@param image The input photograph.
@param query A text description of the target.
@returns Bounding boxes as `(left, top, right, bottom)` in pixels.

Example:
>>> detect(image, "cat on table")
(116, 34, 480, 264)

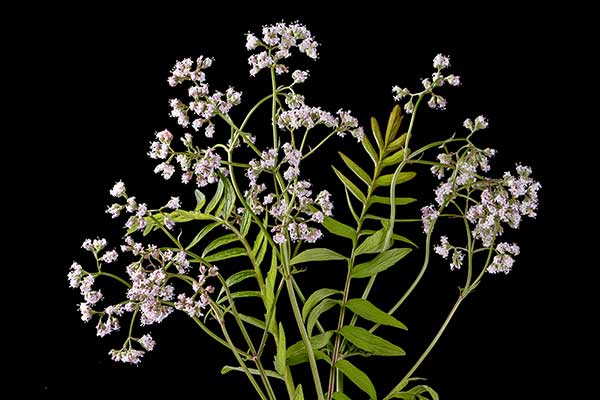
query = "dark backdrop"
(13, 5, 588, 399)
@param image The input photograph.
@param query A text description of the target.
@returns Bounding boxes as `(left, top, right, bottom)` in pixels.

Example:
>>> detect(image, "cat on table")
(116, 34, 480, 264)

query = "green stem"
(95, 272, 131, 288)
(282, 243, 325, 400)
(383, 295, 464, 400)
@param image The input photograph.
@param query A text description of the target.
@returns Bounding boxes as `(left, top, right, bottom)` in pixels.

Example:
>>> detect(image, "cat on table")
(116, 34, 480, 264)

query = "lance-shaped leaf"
(202, 233, 238, 257)
(302, 288, 342, 321)
(221, 366, 283, 380)
(387, 132, 408, 153)
(218, 269, 256, 298)
(385, 105, 404, 143)
(355, 222, 389, 255)
(390, 384, 439, 400)
(186, 222, 220, 250)
(340, 326, 405, 356)
(374, 172, 416, 187)
(290, 248, 347, 265)
(332, 166, 367, 204)
(352, 248, 412, 278)
(367, 195, 416, 207)
(361, 135, 378, 166)
(275, 323, 286, 375)
(293, 385, 304, 400)
(322, 216, 356, 240)
(381, 149, 407, 167)
(332, 393, 352, 400)
(307, 298, 339, 335)
(194, 189, 206, 211)
(339, 152, 371, 185)
(286, 331, 334, 366)
(205, 179, 224, 214)
(371, 116, 384, 151)
(346, 298, 407, 330)
(336, 359, 377, 399)
(204, 247, 246, 263)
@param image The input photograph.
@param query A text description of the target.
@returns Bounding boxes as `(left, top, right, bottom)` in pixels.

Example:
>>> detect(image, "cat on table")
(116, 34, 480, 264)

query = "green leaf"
(194, 189, 206, 211)
(381, 149, 407, 167)
(307, 298, 339, 336)
(346, 298, 407, 330)
(361, 135, 378, 166)
(224, 269, 255, 288)
(352, 248, 412, 278)
(221, 177, 236, 219)
(237, 313, 266, 330)
(290, 248, 347, 265)
(186, 222, 220, 250)
(293, 384, 304, 400)
(275, 323, 286, 375)
(264, 250, 279, 335)
(387, 132, 408, 153)
(393, 234, 417, 248)
(302, 288, 342, 321)
(332, 393, 352, 400)
(332, 166, 367, 204)
(204, 247, 246, 263)
(390, 384, 439, 400)
(385, 105, 403, 143)
(355, 222, 389, 255)
(252, 230, 268, 267)
(368, 196, 416, 207)
(336, 359, 377, 399)
(221, 366, 283, 380)
(340, 326, 405, 356)
(217, 290, 261, 302)
(339, 152, 371, 185)
(205, 179, 224, 214)
(374, 172, 416, 187)
(286, 332, 333, 365)
(371, 116, 384, 151)
(240, 209, 252, 237)
(202, 233, 238, 257)
(322, 216, 356, 241)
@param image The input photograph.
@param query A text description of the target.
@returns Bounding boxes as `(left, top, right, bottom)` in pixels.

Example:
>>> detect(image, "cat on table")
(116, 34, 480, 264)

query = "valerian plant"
(68, 22, 540, 400)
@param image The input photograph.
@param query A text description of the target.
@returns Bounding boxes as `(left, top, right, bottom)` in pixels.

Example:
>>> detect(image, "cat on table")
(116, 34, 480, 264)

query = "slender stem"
(302, 130, 338, 160)
(216, 310, 270, 400)
(282, 243, 325, 400)
(217, 276, 277, 400)
(383, 295, 464, 400)
(95, 271, 131, 288)
(271, 67, 278, 149)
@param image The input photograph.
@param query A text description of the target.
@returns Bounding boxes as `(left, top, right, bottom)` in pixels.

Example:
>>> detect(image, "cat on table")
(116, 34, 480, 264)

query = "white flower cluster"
(466, 164, 540, 247)
(246, 22, 319, 76)
(277, 102, 363, 142)
(427, 124, 540, 275)
(70, 230, 220, 364)
(244, 142, 333, 245)
(166, 55, 242, 137)
(392, 54, 461, 113)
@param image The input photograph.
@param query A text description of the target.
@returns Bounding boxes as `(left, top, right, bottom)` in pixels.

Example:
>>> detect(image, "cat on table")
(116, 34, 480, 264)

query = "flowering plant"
(68, 22, 540, 400)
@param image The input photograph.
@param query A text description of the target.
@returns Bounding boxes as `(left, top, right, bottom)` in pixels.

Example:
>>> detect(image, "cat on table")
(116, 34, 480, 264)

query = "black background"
(11, 4, 590, 399)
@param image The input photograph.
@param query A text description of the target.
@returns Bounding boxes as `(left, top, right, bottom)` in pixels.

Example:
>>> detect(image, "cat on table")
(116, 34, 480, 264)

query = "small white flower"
(433, 54, 450, 69)
(110, 181, 126, 198)
(166, 197, 181, 209)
